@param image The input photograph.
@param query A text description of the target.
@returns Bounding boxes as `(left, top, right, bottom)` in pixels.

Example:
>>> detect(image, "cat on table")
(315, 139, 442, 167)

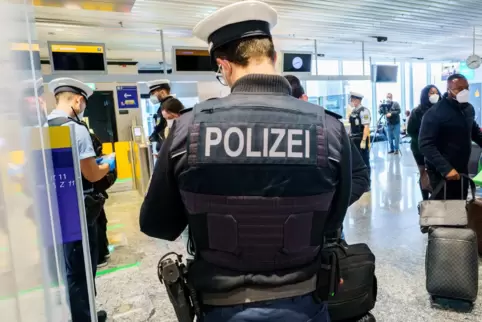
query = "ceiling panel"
(32, 0, 482, 63)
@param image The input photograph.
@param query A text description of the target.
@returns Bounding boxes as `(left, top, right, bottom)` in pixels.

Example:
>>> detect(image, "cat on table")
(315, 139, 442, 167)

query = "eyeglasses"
(216, 65, 227, 86)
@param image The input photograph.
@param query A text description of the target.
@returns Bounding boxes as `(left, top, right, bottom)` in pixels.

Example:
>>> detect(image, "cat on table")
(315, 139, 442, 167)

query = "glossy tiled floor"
(96, 142, 482, 322)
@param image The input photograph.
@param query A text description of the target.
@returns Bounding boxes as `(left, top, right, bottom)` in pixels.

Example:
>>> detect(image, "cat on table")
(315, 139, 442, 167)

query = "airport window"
(412, 63, 428, 108)
(430, 63, 446, 95)
(342, 60, 371, 76)
(404, 62, 412, 111)
(306, 80, 347, 118)
(312, 59, 339, 75)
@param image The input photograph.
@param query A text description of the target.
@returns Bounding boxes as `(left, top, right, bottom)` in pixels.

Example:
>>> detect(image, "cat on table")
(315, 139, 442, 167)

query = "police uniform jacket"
(140, 74, 353, 293)
(349, 106, 370, 137)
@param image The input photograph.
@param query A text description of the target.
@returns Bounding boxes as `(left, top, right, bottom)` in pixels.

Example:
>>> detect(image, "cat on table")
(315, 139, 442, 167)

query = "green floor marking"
(96, 261, 140, 277)
(115, 178, 132, 183)
(107, 223, 124, 231)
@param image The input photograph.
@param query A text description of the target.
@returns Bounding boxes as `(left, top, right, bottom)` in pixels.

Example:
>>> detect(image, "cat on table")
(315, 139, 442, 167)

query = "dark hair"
(162, 98, 184, 114)
(447, 73, 467, 82)
(284, 75, 305, 99)
(213, 36, 276, 67)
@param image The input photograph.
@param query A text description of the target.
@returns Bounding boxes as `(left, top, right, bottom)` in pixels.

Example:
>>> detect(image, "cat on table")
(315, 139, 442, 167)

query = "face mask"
(386, 99, 392, 103)
(455, 89, 470, 104)
(150, 95, 160, 105)
(166, 119, 174, 128)
(429, 94, 439, 104)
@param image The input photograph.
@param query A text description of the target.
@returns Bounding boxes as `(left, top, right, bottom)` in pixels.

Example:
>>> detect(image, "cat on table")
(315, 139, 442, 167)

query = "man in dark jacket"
(407, 85, 441, 200)
(419, 74, 482, 199)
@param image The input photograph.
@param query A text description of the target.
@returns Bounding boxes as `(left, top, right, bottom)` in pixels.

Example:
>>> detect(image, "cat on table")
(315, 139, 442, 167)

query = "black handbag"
(326, 242, 377, 321)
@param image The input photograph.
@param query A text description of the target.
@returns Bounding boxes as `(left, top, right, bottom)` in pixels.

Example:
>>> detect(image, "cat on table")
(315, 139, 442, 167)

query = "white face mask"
(150, 95, 160, 105)
(166, 119, 174, 128)
(455, 89, 470, 103)
(429, 94, 439, 104)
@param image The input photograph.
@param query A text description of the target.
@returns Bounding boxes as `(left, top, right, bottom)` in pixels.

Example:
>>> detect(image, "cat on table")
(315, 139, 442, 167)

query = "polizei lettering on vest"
(204, 126, 311, 158)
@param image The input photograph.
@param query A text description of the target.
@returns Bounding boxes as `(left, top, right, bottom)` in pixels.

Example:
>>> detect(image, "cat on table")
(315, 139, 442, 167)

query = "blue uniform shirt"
(47, 109, 95, 194)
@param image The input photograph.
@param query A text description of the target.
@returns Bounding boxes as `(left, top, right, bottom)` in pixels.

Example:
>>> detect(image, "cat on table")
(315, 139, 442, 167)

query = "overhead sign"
(116, 86, 139, 109)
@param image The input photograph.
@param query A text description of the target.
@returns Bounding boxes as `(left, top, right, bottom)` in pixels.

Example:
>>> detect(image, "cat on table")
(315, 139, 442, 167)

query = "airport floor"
(95, 141, 482, 322)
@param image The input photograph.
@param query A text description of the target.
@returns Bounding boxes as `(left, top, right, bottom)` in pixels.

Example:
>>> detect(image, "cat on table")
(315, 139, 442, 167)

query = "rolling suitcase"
(426, 227, 479, 302)
(327, 242, 377, 321)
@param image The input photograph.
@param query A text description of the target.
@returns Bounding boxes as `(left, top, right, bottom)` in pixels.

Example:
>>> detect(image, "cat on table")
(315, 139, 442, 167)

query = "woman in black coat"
(407, 84, 442, 200)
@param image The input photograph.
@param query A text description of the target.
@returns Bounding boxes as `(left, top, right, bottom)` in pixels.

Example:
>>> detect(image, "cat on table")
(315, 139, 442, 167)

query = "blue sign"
(116, 86, 139, 109)
(50, 147, 82, 243)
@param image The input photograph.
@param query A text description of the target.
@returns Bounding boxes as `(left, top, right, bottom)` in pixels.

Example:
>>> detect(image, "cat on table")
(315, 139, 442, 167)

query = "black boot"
(355, 312, 376, 322)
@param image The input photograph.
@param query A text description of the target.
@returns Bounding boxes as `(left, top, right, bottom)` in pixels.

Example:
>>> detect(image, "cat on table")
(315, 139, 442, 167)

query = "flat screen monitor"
(373, 65, 398, 83)
(282, 52, 312, 73)
(173, 48, 215, 73)
(49, 42, 107, 73)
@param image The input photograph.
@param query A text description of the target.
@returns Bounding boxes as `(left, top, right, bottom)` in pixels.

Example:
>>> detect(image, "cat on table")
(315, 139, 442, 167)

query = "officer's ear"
(216, 58, 231, 75)
(301, 94, 308, 102)
(273, 51, 278, 65)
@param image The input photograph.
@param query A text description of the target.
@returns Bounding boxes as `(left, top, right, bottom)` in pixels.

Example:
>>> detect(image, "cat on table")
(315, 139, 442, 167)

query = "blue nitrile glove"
(101, 157, 116, 172)
(96, 157, 103, 165)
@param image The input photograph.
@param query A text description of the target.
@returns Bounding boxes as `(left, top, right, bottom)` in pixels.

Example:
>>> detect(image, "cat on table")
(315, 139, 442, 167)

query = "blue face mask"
(150, 95, 160, 105)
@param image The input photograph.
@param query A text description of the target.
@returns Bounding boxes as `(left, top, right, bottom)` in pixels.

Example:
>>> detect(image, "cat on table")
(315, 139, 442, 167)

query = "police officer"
(349, 91, 371, 190)
(140, 1, 352, 321)
(147, 79, 173, 154)
(47, 78, 116, 322)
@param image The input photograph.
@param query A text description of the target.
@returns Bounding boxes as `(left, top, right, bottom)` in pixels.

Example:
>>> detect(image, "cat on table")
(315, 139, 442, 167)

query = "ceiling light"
(65, 3, 82, 10)
(55, 28, 64, 32)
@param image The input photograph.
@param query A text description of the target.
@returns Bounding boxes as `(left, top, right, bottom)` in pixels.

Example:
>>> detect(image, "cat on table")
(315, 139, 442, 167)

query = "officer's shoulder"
(325, 109, 342, 120)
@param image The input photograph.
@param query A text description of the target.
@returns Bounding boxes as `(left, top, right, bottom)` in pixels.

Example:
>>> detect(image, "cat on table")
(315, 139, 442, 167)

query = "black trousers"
(63, 223, 98, 322)
(96, 208, 109, 262)
(427, 171, 469, 200)
(351, 136, 371, 186)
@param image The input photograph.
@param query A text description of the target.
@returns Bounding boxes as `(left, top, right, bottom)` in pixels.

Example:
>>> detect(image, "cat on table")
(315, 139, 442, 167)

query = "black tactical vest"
(349, 107, 364, 136)
(177, 96, 338, 273)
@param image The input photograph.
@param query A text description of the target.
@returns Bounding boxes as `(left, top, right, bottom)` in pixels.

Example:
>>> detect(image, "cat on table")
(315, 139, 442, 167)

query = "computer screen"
(49, 42, 106, 72)
(283, 53, 312, 73)
(174, 48, 215, 72)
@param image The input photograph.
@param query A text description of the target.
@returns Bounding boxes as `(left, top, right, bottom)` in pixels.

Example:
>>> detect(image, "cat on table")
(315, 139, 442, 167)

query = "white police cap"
(147, 79, 170, 93)
(350, 91, 364, 100)
(48, 77, 93, 100)
(192, 0, 278, 55)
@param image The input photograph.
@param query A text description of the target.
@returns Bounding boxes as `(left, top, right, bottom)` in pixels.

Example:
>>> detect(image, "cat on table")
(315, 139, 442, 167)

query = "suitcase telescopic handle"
(430, 174, 476, 201)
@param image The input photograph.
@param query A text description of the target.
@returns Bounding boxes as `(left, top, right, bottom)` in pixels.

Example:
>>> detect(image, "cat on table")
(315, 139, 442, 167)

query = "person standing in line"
(419, 74, 482, 200)
(140, 1, 352, 321)
(380, 93, 401, 154)
(349, 92, 372, 191)
(407, 85, 441, 200)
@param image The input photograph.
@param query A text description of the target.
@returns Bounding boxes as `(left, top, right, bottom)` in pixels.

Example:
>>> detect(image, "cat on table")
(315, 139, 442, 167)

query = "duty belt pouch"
(84, 193, 105, 226)
(419, 175, 476, 230)
(326, 243, 377, 322)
